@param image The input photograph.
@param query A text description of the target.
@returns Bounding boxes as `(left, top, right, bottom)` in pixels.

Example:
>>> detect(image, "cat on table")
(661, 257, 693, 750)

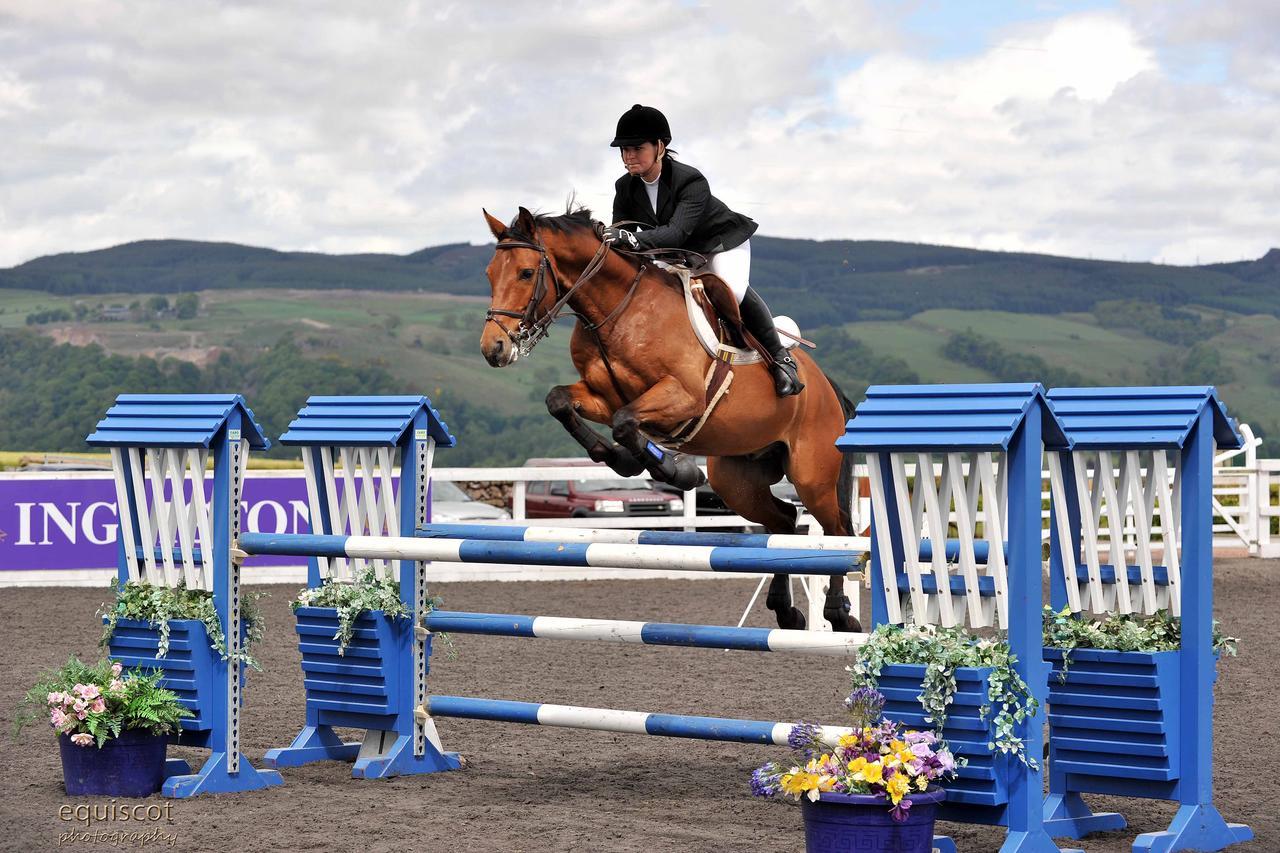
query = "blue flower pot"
(58, 729, 168, 798)
(800, 788, 945, 853)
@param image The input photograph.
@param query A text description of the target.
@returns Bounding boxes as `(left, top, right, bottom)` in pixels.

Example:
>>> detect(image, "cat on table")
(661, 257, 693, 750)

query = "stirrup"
(771, 355, 804, 397)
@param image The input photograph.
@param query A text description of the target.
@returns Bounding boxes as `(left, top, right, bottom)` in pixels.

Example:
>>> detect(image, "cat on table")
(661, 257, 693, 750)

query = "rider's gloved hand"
(602, 226, 641, 250)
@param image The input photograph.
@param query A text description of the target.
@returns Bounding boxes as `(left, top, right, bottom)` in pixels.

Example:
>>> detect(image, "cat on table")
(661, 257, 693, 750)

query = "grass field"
(4, 287, 1276, 434)
(839, 307, 1279, 432)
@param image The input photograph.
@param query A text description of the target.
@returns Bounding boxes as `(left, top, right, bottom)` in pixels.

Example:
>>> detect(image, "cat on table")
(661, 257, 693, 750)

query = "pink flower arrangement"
(18, 656, 192, 749)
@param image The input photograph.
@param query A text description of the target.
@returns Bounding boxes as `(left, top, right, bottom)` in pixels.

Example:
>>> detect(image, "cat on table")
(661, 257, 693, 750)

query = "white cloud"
(0, 1, 1275, 267)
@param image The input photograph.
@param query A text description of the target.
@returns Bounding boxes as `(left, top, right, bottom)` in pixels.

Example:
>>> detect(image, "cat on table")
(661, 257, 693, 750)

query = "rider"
(602, 104, 803, 397)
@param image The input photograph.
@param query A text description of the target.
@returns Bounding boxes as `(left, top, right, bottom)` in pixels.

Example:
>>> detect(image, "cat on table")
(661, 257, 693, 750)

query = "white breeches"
(698, 239, 751, 303)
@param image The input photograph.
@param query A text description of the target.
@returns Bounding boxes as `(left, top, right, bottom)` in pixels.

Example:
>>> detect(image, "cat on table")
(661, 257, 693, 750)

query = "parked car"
(430, 480, 512, 523)
(518, 458, 684, 518)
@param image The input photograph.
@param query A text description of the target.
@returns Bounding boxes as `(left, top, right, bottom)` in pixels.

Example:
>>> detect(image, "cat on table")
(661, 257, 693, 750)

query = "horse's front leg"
(545, 382, 646, 476)
(610, 375, 707, 491)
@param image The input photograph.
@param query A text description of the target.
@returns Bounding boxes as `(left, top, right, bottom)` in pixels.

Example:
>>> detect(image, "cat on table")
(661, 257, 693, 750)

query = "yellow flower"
(837, 734, 860, 749)
(847, 756, 867, 774)
(916, 775, 930, 791)
(780, 771, 820, 797)
(885, 773, 911, 803)
(897, 749, 916, 765)
(861, 761, 884, 784)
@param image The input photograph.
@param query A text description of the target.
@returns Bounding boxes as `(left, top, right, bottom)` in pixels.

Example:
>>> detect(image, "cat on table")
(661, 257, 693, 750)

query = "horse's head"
(480, 207, 564, 367)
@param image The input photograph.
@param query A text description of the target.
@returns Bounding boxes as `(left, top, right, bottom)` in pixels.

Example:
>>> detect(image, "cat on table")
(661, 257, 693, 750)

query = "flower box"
(1044, 647, 1186, 794)
(59, 728, 169, 798)
(292, 606, 413, 732)
(105, 618, 246, 748)
(801, 788, 945, 853)
(876, 663, 1011, 812)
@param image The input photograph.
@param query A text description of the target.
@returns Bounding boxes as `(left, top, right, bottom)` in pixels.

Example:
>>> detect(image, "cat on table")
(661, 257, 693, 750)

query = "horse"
(479, 206, 861, 633)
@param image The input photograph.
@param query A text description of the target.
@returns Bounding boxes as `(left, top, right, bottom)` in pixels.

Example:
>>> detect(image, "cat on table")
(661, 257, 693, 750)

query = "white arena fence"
(1, 431, 1276, 590)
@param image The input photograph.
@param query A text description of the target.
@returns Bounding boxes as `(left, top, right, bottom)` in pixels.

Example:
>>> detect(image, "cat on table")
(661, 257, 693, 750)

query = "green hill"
(2, 235, 1278, 460)
(4, 236, 1276, 329)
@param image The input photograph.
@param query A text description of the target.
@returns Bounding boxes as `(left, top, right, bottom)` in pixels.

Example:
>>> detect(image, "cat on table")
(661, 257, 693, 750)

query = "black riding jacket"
(611, 157, 757, 256)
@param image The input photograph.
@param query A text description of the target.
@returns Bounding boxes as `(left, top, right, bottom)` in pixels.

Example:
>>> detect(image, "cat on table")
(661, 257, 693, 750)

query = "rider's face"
(620, 142, 662, 180)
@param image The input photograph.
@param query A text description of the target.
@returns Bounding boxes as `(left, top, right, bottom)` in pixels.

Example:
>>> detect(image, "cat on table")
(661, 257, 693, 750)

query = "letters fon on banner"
(0, 473, 319, 572)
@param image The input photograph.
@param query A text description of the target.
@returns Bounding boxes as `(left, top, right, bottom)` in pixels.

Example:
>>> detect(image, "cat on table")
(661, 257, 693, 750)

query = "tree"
(175, 293, 198, 319)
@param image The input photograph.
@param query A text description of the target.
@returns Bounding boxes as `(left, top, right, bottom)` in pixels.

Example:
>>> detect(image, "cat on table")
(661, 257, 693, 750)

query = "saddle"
(654, 261, 804, 366)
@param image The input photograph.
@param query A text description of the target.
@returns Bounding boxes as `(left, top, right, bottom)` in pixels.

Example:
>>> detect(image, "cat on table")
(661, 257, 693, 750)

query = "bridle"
(484, 232, 644, 361)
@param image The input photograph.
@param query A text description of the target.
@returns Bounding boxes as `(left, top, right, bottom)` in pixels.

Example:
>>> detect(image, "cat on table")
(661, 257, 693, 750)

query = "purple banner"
(0, 473, 316, 572)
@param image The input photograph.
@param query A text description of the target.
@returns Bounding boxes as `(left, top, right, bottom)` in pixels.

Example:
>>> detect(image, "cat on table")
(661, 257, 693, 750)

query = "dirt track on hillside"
(1, 561, 1273, 852)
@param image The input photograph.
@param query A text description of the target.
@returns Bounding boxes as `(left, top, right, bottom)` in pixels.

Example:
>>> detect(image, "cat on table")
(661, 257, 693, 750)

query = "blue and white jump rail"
(1043, 387, 1252, 852)
(424, 697, 854, 745)
(423, 610, 868, 655)
(838, 383, 1077, 853)
(260, 395, 462, 779)
(88, 394, 283, 797)
(238, 531, 864, 576)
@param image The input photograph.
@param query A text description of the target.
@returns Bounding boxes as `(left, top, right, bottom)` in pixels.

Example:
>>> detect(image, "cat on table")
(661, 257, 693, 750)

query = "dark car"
(519, 459, 685, 518)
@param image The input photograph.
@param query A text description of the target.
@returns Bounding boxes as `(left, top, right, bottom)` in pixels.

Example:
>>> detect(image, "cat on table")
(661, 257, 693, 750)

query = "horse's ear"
(516, 206, 537, 236)
(483, 209, 506, 240)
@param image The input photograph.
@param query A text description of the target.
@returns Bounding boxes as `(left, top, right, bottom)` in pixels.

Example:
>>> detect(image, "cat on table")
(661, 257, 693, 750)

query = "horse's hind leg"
(546, 383, 645, 476)
(786, 437, 863, 633)
(706, 454, 807, 631)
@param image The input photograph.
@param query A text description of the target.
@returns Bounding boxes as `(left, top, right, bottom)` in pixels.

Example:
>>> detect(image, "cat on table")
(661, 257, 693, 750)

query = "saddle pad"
(655, 262, 800, 365)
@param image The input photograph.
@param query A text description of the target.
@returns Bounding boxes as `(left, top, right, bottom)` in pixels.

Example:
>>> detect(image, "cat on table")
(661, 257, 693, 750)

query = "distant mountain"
(3, 237, 1276, 328)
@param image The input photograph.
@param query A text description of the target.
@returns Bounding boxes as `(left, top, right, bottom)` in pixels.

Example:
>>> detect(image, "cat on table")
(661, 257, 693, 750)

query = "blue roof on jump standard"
(1046, 386, 1241, 450)
(278, 395, 456, 448)
(837, 383, 1067, 453)
(86, 394, 270, 450)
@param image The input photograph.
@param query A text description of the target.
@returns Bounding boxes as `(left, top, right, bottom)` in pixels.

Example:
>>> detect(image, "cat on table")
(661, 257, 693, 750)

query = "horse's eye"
(519, 268, 535, 280)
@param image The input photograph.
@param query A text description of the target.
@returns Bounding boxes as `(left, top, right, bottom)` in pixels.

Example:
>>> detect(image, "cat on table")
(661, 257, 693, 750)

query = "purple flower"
(788, 723, 822, 751)
(890, 797, 914, 823)
(845, 687, 887, 728)
(751, 766, 779, 798)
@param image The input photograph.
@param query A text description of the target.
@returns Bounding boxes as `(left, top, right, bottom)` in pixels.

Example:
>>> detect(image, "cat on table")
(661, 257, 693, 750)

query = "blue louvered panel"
(838, 383, 1064, 452)
(86, 394, 269, 449)
(1047, 387, 1241, 450)
(279, 395, 455, 448)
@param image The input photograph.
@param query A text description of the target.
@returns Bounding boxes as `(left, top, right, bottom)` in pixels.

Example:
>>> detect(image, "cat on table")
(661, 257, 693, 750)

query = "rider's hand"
(602, 226, 640, 250)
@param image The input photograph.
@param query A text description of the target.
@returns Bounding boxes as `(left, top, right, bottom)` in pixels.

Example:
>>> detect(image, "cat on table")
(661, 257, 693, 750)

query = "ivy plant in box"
(848, 624, 1039, 769)
(99, 580, 266, 670)
(1042, 605, 1238, 680)
(291, 565, 448, 656)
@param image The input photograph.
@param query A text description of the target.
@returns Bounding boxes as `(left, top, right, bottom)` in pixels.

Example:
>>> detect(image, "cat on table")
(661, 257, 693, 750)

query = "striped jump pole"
(237, 532, 864, 576)
(424, 610, 868, 655)
(418, 523, 997, 562)
(418, 522, 866, 551)
(424, 697, 853, 746)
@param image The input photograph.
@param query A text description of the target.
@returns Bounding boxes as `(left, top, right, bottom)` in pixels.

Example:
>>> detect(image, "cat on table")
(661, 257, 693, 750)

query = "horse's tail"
(823, 372, 859, 536)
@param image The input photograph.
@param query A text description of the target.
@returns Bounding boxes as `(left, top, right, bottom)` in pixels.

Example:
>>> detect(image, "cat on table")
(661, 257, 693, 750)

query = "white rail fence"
(435, 422, 1279, 558)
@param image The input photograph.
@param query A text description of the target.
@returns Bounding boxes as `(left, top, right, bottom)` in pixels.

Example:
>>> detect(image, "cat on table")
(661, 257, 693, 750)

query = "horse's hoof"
(772, 606, 806, 631)
(668, 455, 706, 491)
(766, 598, 807, 629)
(824, 597, 861, 633)
(826, 613, 862, 633)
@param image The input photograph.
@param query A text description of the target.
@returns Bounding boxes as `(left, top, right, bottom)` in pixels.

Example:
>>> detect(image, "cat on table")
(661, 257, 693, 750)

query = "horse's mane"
(503, 203, 682, 294)
(503, 204, 596, 242)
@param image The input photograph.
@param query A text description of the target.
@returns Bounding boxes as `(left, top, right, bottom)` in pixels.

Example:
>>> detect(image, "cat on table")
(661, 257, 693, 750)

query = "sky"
(1, 0, 1277, 268)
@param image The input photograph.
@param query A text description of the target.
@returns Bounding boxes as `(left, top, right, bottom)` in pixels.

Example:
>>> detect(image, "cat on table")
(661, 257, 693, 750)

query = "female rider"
(602, 104, 803, 396)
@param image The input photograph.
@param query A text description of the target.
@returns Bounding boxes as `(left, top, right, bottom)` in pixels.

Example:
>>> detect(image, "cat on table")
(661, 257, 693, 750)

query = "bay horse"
(479, 206, 860, 632)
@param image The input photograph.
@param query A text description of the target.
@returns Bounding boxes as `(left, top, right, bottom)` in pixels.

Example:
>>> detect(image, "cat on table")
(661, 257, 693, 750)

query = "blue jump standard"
(236, 532, 862, 575)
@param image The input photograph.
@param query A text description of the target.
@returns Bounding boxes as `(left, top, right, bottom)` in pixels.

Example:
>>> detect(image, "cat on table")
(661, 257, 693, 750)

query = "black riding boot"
(739, 287, 804, 396)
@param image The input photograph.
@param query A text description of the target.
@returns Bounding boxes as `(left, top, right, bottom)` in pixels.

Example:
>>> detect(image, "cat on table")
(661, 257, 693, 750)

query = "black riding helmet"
(610, 104, 671, 147)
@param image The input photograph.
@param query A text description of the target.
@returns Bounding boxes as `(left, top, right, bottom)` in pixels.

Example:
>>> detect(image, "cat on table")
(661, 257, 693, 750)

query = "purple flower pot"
(58, 729, 168, 798)
(800, 788, 945, 853)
